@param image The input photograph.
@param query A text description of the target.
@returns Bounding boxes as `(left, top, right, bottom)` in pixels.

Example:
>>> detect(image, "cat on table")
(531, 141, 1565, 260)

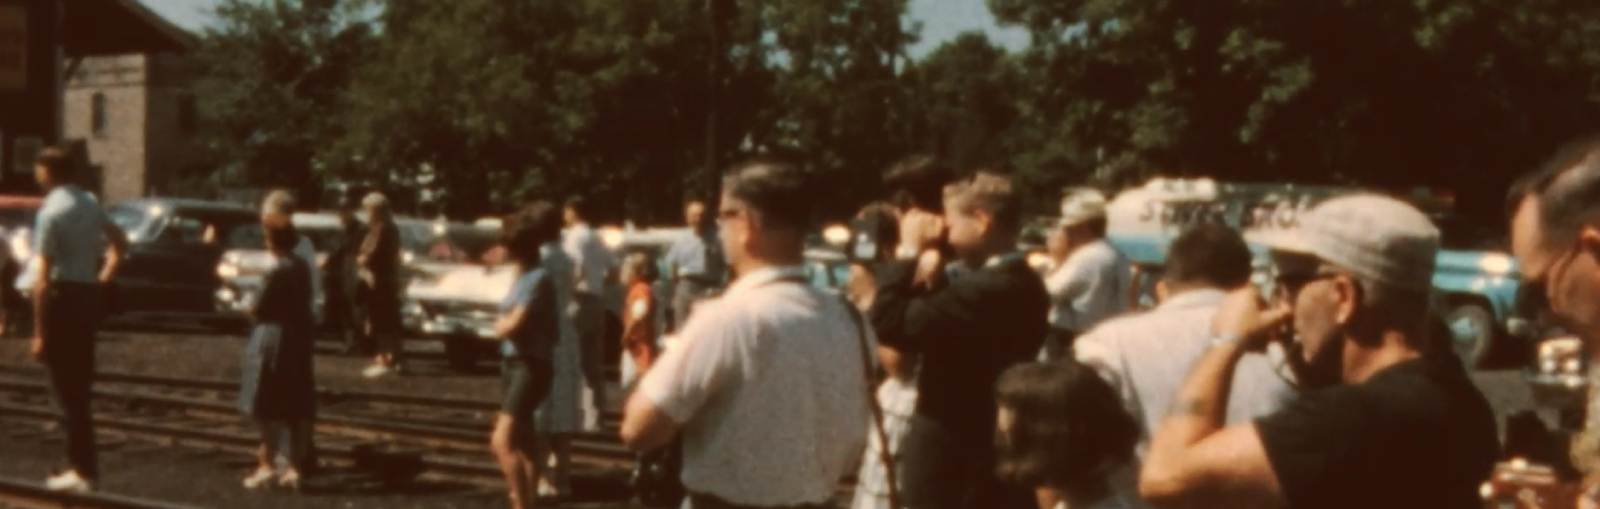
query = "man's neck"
(731, 255, 802, 279)
(1343, 331, 1423, 384)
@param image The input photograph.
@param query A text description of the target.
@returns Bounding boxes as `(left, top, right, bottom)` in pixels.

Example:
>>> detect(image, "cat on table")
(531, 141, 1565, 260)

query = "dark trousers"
(42, 282, 102, 480)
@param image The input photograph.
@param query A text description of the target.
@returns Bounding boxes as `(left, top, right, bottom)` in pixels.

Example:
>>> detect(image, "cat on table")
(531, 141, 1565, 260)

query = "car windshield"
(107, 205, 153, 240)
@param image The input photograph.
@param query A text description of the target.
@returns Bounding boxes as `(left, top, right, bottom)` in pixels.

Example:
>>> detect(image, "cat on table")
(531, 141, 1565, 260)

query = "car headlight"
(823, 224, 851, 247)
(1479, 254, 1514, 276)
(217, 262, 239, 279)
(599, 227, 625, 250)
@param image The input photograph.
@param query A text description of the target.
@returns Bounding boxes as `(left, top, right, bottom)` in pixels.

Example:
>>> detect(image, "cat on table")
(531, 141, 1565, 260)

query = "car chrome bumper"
(405, 300, 496, 339)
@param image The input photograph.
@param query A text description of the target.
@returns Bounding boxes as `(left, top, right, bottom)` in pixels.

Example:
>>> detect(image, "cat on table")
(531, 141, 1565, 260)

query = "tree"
(194, 0, 373, 199)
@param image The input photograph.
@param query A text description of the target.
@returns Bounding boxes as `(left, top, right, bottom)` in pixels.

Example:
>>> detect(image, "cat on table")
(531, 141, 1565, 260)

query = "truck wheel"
(444, 334, 480, 372)
(1445, 303, 1496, 369)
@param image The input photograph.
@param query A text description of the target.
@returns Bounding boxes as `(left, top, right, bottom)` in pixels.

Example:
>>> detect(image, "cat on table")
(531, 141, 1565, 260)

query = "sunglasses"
(1272, 272, 1339, 302)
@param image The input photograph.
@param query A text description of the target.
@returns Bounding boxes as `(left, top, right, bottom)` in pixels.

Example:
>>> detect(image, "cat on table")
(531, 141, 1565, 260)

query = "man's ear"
(1333, 276, 1360, 324)
(1581, 226, 1600, 260)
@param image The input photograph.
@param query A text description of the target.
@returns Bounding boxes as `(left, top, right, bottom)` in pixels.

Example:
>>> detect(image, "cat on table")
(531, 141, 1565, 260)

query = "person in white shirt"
(1043, 188, 1130, 361)
(1073, 224, 1294, 507)
(562, 197, 615, 429)
(622, 160, 870, 509)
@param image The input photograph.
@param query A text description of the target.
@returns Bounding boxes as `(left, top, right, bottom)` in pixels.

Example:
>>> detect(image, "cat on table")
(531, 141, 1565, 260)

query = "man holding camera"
(871, 172, 1049, 509)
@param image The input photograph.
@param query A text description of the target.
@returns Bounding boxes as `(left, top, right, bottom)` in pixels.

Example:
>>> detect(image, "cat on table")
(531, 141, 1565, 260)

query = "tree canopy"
(192, 0, 1600, 223)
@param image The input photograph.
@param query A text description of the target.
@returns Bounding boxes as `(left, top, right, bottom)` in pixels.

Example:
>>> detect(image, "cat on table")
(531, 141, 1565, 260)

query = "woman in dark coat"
(239, 220, 316, 491)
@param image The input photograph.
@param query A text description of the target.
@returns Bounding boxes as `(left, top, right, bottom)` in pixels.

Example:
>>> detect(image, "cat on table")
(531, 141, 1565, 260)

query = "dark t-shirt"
(1255, 354, 1499, 509)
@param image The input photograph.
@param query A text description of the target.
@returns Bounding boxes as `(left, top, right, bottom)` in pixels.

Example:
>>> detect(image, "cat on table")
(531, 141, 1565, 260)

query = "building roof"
(64, 0, 196, 57)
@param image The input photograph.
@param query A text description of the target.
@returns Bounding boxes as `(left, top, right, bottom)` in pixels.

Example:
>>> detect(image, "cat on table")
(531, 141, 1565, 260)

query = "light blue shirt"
(35, 185, 110, 284)
(666, 227, 726, 280)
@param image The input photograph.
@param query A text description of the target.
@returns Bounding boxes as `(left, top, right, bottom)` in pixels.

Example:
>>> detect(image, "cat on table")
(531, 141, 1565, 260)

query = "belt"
(687, 492, 831, 509)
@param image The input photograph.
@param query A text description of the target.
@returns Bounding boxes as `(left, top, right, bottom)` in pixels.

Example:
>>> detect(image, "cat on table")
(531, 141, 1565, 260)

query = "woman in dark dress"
(490, 201, 562, 509)
(239, 220, 316, 491)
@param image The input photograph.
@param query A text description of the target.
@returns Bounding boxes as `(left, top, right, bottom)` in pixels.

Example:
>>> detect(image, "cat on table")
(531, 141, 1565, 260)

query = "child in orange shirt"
(620, 252, 660, 386)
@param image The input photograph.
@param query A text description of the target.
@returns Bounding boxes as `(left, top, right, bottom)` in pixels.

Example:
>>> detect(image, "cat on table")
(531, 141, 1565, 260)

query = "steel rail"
(0, 476, 210, 509)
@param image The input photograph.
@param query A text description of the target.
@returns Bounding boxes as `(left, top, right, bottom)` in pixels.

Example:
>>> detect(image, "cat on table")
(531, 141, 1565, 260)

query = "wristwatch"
(1209, 333, 1243, 350)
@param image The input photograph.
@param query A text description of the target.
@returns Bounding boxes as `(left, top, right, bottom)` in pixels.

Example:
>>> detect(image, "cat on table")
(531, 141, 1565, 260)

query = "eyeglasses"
(717, 207, 745, 223)
(1272, 272, 1339, 303)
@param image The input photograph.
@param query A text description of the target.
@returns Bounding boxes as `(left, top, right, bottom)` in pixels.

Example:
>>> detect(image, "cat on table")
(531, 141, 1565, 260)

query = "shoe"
(362, 364, 391, 378)
(242, 467, 277, 490)
(278, 469, 301, 491)
(45, 471, 91, 493)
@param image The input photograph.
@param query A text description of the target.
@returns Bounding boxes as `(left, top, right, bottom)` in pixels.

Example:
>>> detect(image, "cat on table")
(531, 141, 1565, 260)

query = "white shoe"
(362, 364, 391, 378)
(242, 467, 277, 490)
(278, 469, 301, 491)
(45, 471, 91, 493)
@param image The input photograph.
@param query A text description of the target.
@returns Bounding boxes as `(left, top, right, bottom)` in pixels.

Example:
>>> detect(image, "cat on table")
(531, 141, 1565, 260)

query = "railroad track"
(0, 364, 633, 489)
(0, 476, 205, 509)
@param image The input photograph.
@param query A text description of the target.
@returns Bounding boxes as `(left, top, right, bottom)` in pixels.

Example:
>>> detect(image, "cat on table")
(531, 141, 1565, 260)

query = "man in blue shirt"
(29, 147, 129, 493)
(665, 199, 726, 331)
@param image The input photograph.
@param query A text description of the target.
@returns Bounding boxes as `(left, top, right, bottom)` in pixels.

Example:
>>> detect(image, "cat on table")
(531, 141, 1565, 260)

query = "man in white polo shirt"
(1042, 188, 1130, 361)
(622, 160, 870, 509)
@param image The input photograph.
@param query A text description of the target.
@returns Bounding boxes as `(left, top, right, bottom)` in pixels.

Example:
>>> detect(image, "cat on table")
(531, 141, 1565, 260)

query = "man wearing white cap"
(1041, 187, 1130, 361)
(1140, 194, 1498, 509)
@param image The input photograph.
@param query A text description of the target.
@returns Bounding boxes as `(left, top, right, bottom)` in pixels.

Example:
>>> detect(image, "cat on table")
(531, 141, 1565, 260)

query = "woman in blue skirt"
(239, 220, 316, 490)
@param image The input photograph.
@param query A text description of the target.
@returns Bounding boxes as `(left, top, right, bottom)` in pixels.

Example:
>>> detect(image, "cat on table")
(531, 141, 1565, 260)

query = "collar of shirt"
(725, 265, 809, 296)
(1158, 288, 1228, 312)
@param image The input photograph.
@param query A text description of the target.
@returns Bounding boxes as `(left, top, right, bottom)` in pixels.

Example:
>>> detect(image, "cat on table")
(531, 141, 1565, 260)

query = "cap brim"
(1249, 229, 1315, 256)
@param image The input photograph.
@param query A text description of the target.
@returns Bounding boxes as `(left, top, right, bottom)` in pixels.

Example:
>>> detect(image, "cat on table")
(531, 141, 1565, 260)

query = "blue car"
(1106, 222, 1522, 369)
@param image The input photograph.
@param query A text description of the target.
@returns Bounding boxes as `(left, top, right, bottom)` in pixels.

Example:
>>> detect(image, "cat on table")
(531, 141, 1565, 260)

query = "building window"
(91, 93, 108, 137)
(178, 94, 198, 134)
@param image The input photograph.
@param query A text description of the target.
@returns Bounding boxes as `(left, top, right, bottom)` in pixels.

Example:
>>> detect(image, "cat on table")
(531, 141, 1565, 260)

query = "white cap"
(1263, 194, 1439, 292)
(1059, 188, 1108, 228)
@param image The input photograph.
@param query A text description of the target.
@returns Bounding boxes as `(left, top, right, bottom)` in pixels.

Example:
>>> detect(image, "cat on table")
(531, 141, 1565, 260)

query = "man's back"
(563, 225, 613, 295)
(1047, 239, 1131, 332)
(637, 268, 868, 506)
(1074, 289, 1294, 458)
(1254, 354, 1498, 509)
(36, 185, 107, 284)
(872, 257, 1049, 442)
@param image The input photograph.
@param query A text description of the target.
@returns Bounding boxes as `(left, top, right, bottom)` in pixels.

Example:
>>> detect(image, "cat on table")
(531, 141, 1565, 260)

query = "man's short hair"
(944, 171, 1023, 233)
(503, 201, 562, 264)
(35, 146, 72, 179)
(1164, 223, 1254, 289)
(885, 155, 955, 213)
(565, 196, 596, 221)
(722, 159, 810, 233)
(261, 189, 297, 217)
(1518, 134, 1600, 249)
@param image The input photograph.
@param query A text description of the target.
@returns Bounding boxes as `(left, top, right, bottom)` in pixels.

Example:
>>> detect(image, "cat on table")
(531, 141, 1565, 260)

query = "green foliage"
(193, 0, 1600, 223)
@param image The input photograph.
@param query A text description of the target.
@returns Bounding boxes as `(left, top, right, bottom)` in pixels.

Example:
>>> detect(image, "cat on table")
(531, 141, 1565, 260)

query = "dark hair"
(722, 159, 811, 233)
(1080, 216, 1108, 238)
(504, 201, 562, 268)
(264, 221, 300, 254)
(885, 155, 955, 213)
(995, 361, 1139, 491)
(564, 196, 595, 222)
(35, 146, 73, 179)
(1164, 223, 1254, 289)
(1518, 134, 1600, 249)
(849, 202, 900, 262)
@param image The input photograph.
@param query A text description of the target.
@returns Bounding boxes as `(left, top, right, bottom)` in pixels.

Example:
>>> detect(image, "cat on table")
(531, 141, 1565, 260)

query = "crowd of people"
(27, 133, 1600, 509)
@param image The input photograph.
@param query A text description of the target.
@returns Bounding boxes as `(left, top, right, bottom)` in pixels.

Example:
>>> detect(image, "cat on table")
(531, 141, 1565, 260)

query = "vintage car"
(77, 199, 264, 328)
(214, 214, 464, 340)
(404, 225, 679, 370)
(1101, 178, 1524, 369)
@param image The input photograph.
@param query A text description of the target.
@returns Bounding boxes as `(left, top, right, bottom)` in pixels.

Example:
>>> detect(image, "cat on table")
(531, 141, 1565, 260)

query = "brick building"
(63, 52, 205, 204)
(0, 0, 192, 197)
